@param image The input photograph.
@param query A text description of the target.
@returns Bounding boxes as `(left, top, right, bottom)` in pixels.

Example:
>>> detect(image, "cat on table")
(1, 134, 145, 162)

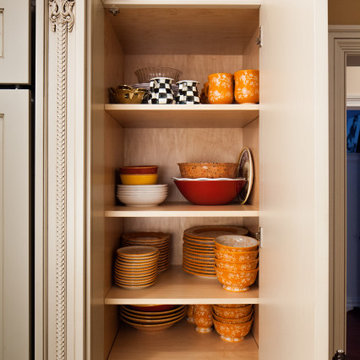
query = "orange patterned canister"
(194, 305, 213, 333)
(234, 70, 259, 104)
(207, 73, 234, 104)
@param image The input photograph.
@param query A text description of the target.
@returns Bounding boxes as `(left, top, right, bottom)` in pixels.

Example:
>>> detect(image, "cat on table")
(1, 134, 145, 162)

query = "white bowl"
(117, 192, 168, 207)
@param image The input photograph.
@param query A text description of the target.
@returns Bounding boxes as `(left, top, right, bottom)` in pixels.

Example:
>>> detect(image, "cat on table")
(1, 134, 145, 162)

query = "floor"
(347, 308, 360, 359)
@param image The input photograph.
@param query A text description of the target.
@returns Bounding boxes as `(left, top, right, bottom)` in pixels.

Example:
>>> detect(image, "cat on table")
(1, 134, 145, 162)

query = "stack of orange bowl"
(212, 304, 254, 343)
(113, 246, 159, 289)
(214, 235, 259, 292)
(119, 305, 186, 331)
(119, 165, 158, 185)
(122, 232, 171, 273)
(182, 225, 248, 278)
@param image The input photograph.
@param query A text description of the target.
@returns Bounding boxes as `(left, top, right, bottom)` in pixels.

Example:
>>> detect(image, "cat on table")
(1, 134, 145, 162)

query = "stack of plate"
(182, 225, 248, 278)
(117, 184, 168, 207)
(120, 305, 186, 331)
(114, 246, 159, 289)
(122, 232, 171, 273)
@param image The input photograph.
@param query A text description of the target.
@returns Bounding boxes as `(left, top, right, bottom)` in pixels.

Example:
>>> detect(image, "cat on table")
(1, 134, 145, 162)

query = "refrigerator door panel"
(0, 0, 30, 84)
(0, 90, 29, 360)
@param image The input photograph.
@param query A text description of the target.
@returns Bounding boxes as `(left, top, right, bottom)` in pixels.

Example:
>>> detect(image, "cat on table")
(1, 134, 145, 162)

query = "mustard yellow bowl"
(120, 174, 158, 185)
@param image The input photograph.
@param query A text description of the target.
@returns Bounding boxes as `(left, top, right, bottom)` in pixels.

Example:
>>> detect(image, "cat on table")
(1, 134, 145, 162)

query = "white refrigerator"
(0, 1, 31, 359)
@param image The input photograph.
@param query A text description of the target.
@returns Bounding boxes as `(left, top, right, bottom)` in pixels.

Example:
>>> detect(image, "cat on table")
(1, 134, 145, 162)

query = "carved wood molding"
(49, 1, 75, 359)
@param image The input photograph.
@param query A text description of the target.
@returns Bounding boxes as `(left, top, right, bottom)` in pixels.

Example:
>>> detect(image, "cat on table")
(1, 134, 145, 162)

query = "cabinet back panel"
(124, 54, 244, 91)
(123, 128, 244, 202)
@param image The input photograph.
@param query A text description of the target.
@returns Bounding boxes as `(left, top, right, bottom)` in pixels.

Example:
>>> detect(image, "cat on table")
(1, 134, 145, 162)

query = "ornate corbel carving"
(49, 1, 75, 359)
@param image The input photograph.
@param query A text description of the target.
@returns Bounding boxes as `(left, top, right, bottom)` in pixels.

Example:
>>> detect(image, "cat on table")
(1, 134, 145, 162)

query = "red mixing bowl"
(173, 178, 246, 205)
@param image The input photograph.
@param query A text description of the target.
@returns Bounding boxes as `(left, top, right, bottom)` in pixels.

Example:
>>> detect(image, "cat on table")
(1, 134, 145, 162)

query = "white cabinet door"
(259, 1, 329, 359)
(0, 90, 29, 360)
(0, 0, 30, 84)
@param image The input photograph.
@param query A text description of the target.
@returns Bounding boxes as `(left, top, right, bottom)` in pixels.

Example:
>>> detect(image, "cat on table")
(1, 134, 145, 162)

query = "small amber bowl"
(213, 304, 253, 319)
(215, 249, 258, 262)
(213, 318, 253, 343)
(207, 73, 234, 104)
(213, 310, 253, 324)
(215, 235, 259, 252)
(214, 258, 258, 272)
(215, 267, 258, 292)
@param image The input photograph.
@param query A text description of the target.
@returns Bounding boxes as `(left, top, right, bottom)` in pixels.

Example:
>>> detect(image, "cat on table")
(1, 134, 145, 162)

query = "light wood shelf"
(105, 266, 259, 305)
(105, 104, 259, 128)
(109, 320, 258, 360)
(105, 202, 259, 218)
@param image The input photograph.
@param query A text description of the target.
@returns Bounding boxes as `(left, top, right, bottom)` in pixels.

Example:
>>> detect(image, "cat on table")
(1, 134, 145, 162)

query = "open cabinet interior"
(91, 4, 261, 359)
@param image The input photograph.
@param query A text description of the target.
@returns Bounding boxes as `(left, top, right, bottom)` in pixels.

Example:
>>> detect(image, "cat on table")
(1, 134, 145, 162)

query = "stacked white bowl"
(117, 184, 168, 207)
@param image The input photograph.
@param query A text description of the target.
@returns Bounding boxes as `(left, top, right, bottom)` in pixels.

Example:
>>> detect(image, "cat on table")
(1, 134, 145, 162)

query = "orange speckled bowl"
(215, 249, 258, 262)
(178, 163, 237, 179)
(215, 258, 258, 272)
(215, 267, 258, 292)
(215, 235, 259, 252)
(213, 318, 253, 343)
(213, 304, 253, 319)
(213, 310, 254, 324)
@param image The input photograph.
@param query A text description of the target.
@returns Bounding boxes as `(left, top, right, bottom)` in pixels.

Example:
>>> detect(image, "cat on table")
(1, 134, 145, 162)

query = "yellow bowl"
(120, 174, 158, 185)
(213, 304, 253, 319)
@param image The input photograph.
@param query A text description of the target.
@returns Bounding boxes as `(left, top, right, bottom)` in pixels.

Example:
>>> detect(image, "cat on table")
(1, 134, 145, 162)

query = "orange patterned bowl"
(207, 73, 234, 104)
(215, 258, 258, 272)
(213, 304, 253, 319)
(213, 310, 253, 324)
(234, 69, 259, 104)
(178, 162, 238, 179)
(215, 267, 258, 292)
(213, 318, 253, 343)
(215, 249, 258, 262)
(215, 235, 259, 252)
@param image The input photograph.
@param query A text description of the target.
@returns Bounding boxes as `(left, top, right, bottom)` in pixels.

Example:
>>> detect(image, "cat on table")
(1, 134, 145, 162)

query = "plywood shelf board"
(105, 266, 259, 304)
(109, 320, 258, 360)
(105, 202, 259, 218)
(103, 7, 259, 55)
(105, 104, 259, 128)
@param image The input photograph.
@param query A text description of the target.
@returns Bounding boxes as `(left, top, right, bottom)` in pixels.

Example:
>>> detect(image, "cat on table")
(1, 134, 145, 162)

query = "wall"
(346, 65, 360, 309)
(329, 0, 360, 25)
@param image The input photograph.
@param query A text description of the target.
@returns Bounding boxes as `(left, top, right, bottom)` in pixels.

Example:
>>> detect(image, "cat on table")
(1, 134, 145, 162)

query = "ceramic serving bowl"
(215, 267, 258, 292)
(109, 85, 148, 104)
(120, 166, 158, 174)
(213, 304, 253, 318)
(215, 249, 258, 262)
(213, 318, 253, 342)
(212, 310, 254, 324)
(178, 163, 238, 179)
(120, 174, 158, 185)
(173, 178, 246, 205)
(116, 185, 168, 207)
(215, 235, 260, 252)
(214, 258, 258, 271)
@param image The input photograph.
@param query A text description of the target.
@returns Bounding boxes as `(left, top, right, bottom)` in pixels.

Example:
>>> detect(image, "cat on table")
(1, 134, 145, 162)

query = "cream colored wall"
(328, 0, 360, 25)
(347, 67, 360, 96)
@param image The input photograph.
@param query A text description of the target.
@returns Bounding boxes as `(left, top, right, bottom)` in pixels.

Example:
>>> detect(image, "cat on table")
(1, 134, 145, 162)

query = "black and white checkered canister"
(148, 77, 176, 104)
(176, 80, 200, 105)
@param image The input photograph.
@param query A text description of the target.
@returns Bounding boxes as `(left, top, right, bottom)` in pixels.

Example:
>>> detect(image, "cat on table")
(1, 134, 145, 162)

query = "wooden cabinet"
(35, 0, 329, 359)
(87, 1, 329, 360)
